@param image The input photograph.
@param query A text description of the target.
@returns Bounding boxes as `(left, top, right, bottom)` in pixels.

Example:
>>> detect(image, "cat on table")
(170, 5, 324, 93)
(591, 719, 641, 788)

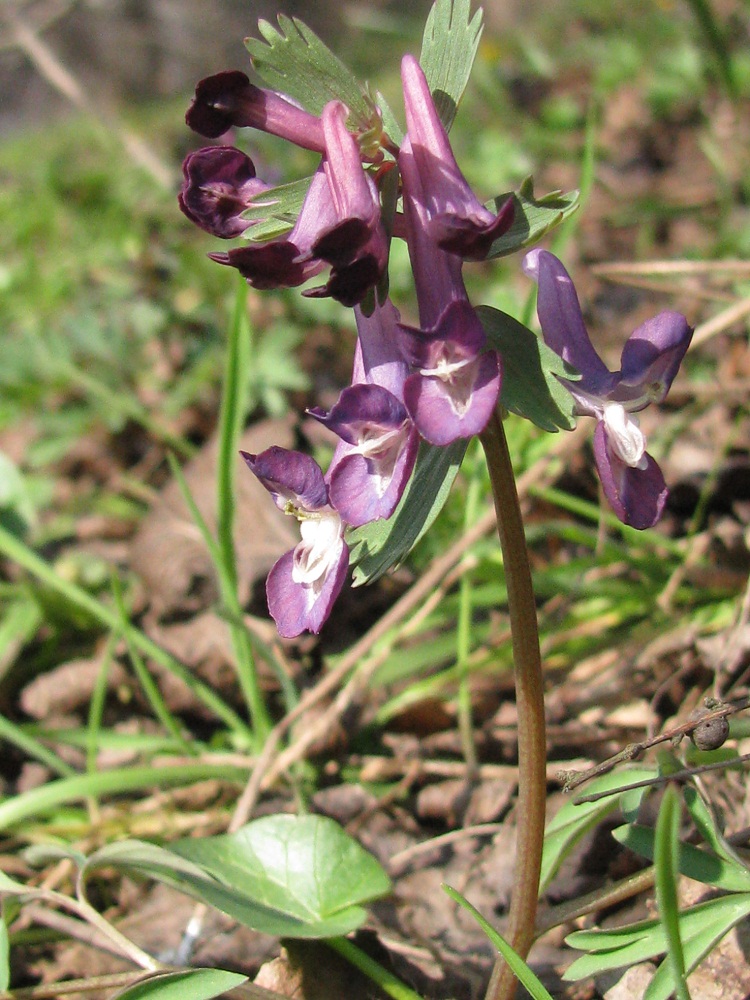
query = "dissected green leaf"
(111, 969, 249, 1000)
(349, 438, 468, 585)
(241, 176, 312, 243)
(245, 16, 373, 126)
(540, 767, 656, 892)
(24, 843, 87, 870)
(613, 822, 750, 892)
(478, 305, 579, 433)
(84, 839, 312, 938)
(486, 178, 580, 259)
(644, 897, 750, 1000)
(444, 885, 555, 999)
(419, 0, 484, 132)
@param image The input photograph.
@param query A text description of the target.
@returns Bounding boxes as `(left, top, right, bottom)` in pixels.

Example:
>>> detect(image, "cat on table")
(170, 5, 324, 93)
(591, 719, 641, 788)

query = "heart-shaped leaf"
(87, 816, 390, 940)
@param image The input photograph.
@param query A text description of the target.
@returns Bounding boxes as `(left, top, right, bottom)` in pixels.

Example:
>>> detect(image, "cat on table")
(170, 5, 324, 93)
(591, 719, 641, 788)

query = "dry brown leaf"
(130, 417, 297, 619)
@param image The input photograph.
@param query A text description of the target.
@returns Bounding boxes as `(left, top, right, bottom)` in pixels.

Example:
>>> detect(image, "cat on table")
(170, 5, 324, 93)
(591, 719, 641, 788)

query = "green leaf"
(172, 815, 390, 930)
(540, 767, 656, 892)
(24, 843, 87, 870)
(654, 786, 690, 1000)
(0, 870, 35, 895)
(349, 438, 468, 585)
(419, 0, 484, 132)
(86, 822, 389, 940)
(245, 16, 374, 127)
(486, 178, 580, 260)
(645, 896, 750, 1000)
(111, 969, 249, 1000)
(241, 177, 312, 243)
(613, 823, 750, 893)
(478, 305, 579, 433)
(443, 885, 555, 1000)
(0, 918, 8, 992)
(684, 785, 750, 885)
(564, 893, 750, 980)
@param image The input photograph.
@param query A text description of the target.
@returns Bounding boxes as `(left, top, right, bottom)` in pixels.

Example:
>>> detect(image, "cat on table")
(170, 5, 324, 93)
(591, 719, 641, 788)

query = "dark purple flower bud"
(303, 101, 389, 305)
(178, 146, 271, 238)
(207, 165, 331, 290)
(241, 447, 348, 637)
(186, 71, 326, 151)
(523, 249, 693, 529)
(401, 55, 514, 261)
(210, 102, 387, 306)
(311, 383, 419, 526)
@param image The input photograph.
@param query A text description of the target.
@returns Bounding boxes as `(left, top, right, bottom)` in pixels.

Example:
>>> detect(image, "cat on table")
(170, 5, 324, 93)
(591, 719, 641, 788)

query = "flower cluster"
(180, 52, 691, 637)
(180, 56, 514, 637)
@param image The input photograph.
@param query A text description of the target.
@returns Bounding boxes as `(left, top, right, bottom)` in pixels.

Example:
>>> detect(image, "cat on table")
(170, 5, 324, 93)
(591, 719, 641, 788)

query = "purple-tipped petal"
(523, 249, 613, 392)
(241, 447, 328, 511)
(186, 71, 326, 151)
(265, 530, 348, 638)
(208, 166, 334, 290)
(593, 421, 668, 529)
(179, 146, 270, 238)
(311, 383, 419, 525)
(617, 310, 693, 405)
(399, 136, 472, 329)
(242, 447, 349, 637)
(401, 55, 514, 260)
(209, 243, 324, 289)
(353, 300, 410, 397)
(404, 349, 501, 445)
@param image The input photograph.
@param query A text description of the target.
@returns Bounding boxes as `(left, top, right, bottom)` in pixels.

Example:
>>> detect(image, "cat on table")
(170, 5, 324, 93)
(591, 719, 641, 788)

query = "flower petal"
(523, 249, 613, 392)
(266, 538, 348, 637)
(179, 147, 270, 238)
(186, 71, 326, 151)
(593, 420, 668, 529)
(401, 55, 513, 260)
(616, 310, 693, 405)
(241, 447, 328, 511)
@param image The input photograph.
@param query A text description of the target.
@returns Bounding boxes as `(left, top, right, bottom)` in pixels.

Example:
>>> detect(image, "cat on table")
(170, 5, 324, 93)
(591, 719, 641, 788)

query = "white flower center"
(420, 354, 471, 383)
(292, 509, 344, 586)
(603, 403, 648, 469)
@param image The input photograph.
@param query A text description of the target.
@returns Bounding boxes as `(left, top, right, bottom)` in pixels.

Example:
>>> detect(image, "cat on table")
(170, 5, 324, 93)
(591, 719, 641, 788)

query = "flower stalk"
(479, 408, 547, 1000)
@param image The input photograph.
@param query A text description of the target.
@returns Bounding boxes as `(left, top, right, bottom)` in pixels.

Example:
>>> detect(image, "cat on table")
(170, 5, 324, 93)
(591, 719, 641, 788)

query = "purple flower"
(523, 249, 693, 529)
(311, 384, 418, 526)
(186, 71, 326, 151)
(397, 136, 501, 445)
(310, 302, 419, 526)
(400, 55, 514, 261)
(241, 447, 348, 638)
(179, 146, 271, 238)
(208, 102, 387, 306)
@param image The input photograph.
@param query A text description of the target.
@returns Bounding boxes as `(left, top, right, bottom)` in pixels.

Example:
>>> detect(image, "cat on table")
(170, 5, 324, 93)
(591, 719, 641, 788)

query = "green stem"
(326, 938, 424, 1000)
(479, 411, 547, 1000)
